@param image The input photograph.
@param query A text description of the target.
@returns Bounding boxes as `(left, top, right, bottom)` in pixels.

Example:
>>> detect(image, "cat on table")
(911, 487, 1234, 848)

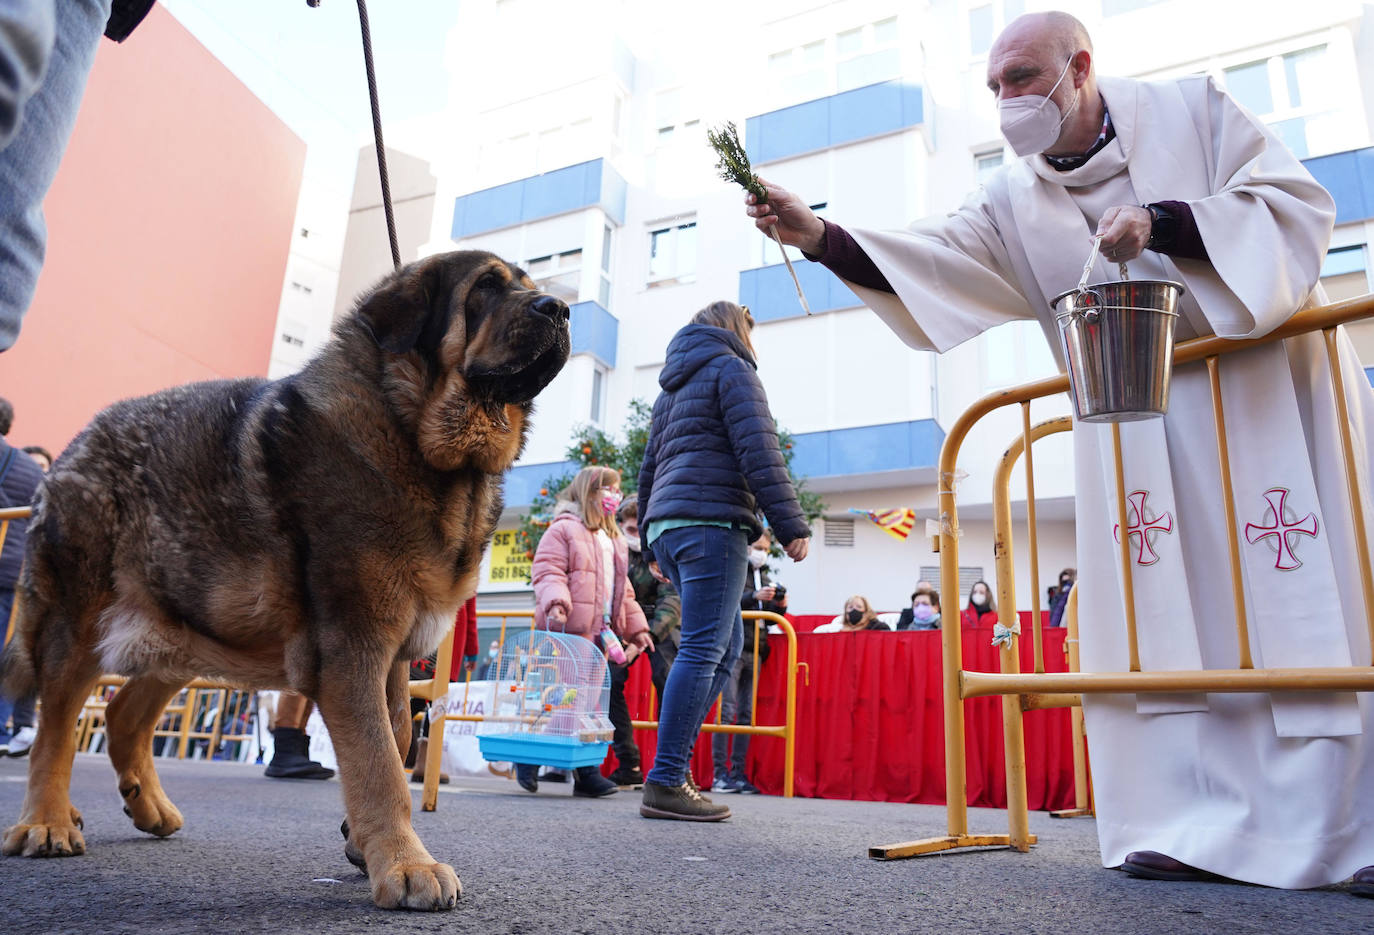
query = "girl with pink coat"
(522, 466, 652, 797)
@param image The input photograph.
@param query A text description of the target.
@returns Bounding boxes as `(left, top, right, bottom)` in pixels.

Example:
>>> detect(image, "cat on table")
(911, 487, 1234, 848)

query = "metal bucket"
(1052, 270, 1184, 423)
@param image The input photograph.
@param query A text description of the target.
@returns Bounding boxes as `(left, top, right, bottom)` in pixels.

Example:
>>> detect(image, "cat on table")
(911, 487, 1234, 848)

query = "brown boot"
(409, 738, 449, 785)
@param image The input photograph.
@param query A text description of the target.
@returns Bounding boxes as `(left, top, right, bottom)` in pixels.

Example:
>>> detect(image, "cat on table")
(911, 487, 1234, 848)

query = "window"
(1320, 244, 1368, 302)
(918, 566, 987, 602)
(598, 225, 614, 308)
(967, 2, 1024, 60)
(968, 5, 995, 58)
(824, 518, 855, 547)
(647, 221, 697, 286)
(525, 249, 582, 302)
(1222, 46, 1335, 158)
(975, 150, 1004, 182)
(1102, 0, 1167, 15)
(768, 18, 902, 102)
(590, 366, 607, 425)
(652, 89, 702, 150)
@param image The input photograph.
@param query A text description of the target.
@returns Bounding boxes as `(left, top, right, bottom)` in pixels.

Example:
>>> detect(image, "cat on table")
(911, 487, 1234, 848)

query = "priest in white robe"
(748, 11, 1374, 892)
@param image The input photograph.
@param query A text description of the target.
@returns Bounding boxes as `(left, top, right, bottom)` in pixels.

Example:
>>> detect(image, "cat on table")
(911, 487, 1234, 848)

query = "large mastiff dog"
(0, 251, 570, 910)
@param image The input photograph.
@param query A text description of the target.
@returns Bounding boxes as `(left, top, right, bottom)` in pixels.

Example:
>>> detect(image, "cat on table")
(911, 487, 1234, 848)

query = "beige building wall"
(332, 147, 437, 321)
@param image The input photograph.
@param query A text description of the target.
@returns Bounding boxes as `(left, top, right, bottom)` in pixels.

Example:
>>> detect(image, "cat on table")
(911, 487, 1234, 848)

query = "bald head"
(993, 11, 1092, 64)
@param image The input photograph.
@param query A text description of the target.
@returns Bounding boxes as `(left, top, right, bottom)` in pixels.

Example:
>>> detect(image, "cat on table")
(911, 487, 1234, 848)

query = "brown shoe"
(1352, 866, 1374, 898)
(684, 769, 712, 803)
(1121, 851, 1211, 882)
(640, 780, 731, 822)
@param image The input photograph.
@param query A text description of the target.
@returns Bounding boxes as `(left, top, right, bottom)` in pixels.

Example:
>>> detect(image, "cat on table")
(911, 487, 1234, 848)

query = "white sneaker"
(7, 726, 36, 757)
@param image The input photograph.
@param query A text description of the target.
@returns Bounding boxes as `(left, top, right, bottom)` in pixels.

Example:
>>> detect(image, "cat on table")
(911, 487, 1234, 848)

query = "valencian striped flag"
(848, 507, 917, 541)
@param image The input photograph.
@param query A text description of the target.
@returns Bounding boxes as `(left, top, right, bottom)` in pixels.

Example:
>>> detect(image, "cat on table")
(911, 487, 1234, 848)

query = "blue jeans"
(0, 0, 110, 350)
(645, 524, 747, 787)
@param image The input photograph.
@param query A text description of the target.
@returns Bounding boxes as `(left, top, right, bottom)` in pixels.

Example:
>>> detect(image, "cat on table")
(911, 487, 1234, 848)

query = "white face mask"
(748, 548, 768, 569)
(997, 54, 1079, 157)
(971, 592, 988, 607)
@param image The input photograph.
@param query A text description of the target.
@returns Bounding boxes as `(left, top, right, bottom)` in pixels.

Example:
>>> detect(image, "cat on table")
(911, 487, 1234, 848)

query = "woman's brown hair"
(841, 594, 878, 630)
(692, 301, 756, 359)
(563, 465, 621, 535)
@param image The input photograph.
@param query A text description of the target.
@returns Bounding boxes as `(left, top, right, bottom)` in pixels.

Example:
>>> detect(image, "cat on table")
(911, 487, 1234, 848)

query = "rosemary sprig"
(707, 121, 811, 315)
(707, 121, 767, 201)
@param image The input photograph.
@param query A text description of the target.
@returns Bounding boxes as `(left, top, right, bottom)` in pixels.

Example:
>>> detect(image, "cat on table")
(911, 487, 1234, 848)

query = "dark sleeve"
(1150, 200, 1209, 261)
(717, 360, 810, 545)
(803, 219, 896, 294)
(636, 396, 665, 560)
(105, 1, 157, 42)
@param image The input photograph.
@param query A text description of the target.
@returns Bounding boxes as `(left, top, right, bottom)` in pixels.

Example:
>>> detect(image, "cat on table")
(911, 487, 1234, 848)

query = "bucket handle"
(1073, 235, 1130, 323)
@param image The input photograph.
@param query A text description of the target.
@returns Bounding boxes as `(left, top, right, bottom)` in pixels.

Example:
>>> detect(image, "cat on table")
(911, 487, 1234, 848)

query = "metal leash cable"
(308, 0, 401, 271)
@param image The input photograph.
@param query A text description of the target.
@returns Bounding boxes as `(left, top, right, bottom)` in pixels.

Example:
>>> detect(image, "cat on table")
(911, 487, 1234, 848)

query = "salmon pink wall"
(0, 7, 304, 452)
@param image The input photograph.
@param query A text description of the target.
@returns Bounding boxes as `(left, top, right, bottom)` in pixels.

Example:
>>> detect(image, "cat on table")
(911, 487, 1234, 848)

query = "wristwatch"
(1143, 203, 1177, 252)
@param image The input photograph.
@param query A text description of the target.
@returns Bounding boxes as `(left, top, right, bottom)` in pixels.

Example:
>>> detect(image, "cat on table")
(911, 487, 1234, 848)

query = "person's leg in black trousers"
(607, 660, 642, 785)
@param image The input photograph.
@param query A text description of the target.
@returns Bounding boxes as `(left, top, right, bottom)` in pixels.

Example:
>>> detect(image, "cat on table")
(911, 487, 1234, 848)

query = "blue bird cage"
(477, 629, 613, 769)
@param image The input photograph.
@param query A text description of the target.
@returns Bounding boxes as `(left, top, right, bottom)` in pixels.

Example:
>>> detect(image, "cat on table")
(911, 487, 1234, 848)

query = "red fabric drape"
(447, 597, 478, 675)
(607, 618, 1077, 810)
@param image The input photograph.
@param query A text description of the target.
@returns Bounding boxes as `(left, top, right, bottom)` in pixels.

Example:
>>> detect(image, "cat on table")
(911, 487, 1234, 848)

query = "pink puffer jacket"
(531, 505, 649, 644)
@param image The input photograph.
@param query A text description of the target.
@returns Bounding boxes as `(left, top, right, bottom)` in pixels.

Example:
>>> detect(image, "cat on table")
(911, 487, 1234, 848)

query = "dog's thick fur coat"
(0, 251, 569, 910)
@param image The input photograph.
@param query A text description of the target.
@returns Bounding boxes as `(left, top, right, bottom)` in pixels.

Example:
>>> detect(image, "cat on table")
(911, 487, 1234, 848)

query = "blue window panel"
(452, 180, 525, 239)
(451, 159, 627, 239)
(745, 78, 923, 166)
(569, 300, 618, 368)
(1303, 148, 1374, 225)
(786, 419, 944, 479)
(1367, 366, 1373, 388)
(505, 460, 580, 507)
(1322, 245, 1366, 277)
(740, 262, 861, 323)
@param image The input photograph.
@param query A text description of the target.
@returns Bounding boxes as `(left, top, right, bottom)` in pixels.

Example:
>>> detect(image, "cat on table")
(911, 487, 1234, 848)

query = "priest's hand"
(746, 178, 827, 255)
(1096, 205, 1152, 263)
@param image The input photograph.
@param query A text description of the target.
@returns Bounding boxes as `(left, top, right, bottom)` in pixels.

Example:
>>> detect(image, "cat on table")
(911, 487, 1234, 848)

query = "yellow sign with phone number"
(486, 529, 532, 585)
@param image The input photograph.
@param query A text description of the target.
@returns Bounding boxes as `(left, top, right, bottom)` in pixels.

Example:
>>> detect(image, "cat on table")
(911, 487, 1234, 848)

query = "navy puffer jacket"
(638, 324, 810, 557)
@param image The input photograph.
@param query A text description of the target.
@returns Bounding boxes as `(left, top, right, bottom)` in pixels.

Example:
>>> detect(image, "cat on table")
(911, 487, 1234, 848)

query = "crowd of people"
(810, 571, 1075, 633)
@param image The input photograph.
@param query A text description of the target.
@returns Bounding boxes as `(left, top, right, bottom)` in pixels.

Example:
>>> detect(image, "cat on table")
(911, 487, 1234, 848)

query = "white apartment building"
(332, 0, 1374, 617)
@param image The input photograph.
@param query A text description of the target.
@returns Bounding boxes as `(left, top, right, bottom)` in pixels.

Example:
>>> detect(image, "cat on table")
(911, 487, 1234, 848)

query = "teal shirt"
(646, 518, 734, 546)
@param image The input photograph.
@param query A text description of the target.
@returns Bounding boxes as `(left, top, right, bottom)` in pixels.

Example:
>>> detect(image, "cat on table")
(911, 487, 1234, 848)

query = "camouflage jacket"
(627, 548, 681, 648)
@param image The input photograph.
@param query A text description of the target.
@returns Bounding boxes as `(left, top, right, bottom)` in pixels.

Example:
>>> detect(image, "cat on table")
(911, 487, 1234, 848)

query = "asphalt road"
(0, 754, 1367, 934)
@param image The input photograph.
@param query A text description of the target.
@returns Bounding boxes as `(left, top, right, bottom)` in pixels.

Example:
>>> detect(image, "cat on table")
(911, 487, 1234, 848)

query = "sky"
(161, 0, 463, 196)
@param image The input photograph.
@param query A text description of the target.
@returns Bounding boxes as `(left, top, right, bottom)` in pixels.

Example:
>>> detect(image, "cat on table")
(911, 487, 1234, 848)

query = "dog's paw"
(120, 783, 183, 838)
(2, 820, 87, 858)
(371, 861, 461, 911)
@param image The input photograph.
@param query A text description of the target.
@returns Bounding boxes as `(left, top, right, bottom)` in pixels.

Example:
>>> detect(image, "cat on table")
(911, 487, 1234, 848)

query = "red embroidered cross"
(1244, 487, 1318, 571)
(1112, 490, 1174, 566)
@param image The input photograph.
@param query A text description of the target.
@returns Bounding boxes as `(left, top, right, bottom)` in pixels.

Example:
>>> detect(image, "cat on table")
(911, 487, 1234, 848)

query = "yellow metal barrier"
(1, 505, 29, 648)
(870, 296, 1374, 860)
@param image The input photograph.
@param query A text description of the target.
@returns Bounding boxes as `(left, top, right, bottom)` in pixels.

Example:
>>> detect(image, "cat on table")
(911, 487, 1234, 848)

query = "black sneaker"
(640, 780, 731, 822)
(608, 766, 644, 788)
(711, 772, 741, 794)
(734, 776, 761, 795)
(572, 766, 619, 798)
(515, 763, 539, 793)
(540, 768, 569, 783)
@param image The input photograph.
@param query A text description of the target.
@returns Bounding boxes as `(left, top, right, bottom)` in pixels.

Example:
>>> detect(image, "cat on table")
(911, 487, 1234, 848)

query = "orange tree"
(513, 399, 823, 574)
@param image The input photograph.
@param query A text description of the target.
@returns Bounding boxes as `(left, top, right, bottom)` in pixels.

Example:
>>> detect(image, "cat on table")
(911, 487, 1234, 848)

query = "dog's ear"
(357, 263, 446, 355)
